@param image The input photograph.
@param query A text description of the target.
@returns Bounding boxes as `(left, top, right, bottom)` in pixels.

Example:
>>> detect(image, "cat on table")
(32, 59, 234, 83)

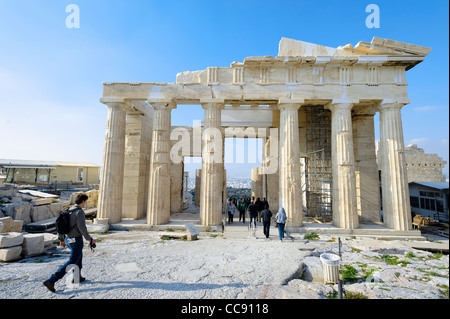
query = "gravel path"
(0, 229, 448, 299)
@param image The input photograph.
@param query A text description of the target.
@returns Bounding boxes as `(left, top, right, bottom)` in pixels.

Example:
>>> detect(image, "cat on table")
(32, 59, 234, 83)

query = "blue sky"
(0, 0, 448, 179)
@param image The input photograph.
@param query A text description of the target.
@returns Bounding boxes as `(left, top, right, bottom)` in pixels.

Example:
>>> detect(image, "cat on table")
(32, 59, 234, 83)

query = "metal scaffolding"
(305, 105, 332, 221)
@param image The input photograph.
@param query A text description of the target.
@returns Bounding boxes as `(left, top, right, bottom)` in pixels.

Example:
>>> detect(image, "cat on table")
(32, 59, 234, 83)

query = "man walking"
(43, 194, 96, 292)
(247, 200, 258, 227)
(261, 205, 272, 238)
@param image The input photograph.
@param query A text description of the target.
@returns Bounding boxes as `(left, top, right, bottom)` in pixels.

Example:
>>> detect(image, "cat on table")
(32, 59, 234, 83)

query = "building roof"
(409, 181, 449, 190)
(0, 159, 99, 168)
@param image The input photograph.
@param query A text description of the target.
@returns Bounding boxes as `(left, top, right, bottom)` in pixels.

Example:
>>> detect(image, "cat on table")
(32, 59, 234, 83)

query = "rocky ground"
(0, 228, 448, 299)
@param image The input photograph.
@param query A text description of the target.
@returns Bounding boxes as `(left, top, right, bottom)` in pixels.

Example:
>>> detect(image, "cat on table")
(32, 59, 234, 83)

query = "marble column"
(264, 133, 279, 213)
(122, 112, 152, 220)
(327, 99, 359, 229)
(194, 169, 201, 206)
(352, 112, 381, 223)
(278, 99, 303, 227)
(147, 99, 176, 225)
(378, 99, 412, 231)
(97, 100, 127, 224)
(200, 99, 224, 226)
(170, 160, 184, 214)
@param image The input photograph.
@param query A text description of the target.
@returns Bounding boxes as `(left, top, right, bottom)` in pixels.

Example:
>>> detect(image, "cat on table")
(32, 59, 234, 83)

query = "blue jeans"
(277, 223, 285, 241)
(48, 237, 83, 284)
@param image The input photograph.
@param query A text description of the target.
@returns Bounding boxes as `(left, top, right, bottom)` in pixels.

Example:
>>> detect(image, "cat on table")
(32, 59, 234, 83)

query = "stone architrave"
(327, 100, 359, 229)
(200, 99, 224, 226)
(378, 99, 412, 231)
(147, 99, 176, 225)
(97, 99, 127, 224)
(278, 99, 303, 227)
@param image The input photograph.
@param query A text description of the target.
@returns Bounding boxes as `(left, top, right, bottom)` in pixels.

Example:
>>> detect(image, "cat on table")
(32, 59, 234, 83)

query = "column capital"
(147, 98, 177, 111)
(200, 98, 225, 110)
(377, 98, 410, 111)
(325, 99, 359, 112)
(100, 97, 127, 109)
(277, 98, 304, 111)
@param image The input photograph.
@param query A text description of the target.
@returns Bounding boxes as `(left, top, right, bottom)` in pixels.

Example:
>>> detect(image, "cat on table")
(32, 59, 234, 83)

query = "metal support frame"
(305, 105, 332, 221)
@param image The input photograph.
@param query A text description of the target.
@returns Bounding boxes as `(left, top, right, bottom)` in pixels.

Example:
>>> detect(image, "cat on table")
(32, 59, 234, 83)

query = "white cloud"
(408, 137, 429, 145)
(413, 105, 436, 112)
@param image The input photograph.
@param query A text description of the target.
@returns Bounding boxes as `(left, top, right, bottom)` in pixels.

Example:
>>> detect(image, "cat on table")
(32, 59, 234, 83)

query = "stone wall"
(404, 144, 447, 182)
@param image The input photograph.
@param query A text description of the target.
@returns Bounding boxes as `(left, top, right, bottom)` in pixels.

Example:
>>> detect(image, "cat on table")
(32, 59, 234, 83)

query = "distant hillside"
(225, 187, 251, 199)
(189, 187, 252, 202)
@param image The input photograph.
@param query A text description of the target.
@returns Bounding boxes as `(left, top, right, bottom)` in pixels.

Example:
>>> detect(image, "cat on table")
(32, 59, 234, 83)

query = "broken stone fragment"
(0, 232, 24, 248)
(21, 233, 45, 257)
(0, 246, 22, 262)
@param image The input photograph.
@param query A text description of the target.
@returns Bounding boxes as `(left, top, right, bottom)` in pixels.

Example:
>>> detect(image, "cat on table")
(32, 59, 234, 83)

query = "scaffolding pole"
(305, 105, 332, 221)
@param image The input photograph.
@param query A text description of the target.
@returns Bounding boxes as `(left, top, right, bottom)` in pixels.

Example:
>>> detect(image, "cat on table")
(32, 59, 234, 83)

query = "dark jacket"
(248, 203, 257, 217)
(255, 200, 264, 212)
(261, 209, 272, 223)
(59, 205, 92, 242)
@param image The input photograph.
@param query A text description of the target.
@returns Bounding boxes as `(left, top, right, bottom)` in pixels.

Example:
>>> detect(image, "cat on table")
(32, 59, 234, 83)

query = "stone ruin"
(93, 37, 432, 237)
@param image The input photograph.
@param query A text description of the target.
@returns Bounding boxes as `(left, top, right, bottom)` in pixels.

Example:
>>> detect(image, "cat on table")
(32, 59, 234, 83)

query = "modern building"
(409, 181, 449, 222)
(0, 159, 100, 185)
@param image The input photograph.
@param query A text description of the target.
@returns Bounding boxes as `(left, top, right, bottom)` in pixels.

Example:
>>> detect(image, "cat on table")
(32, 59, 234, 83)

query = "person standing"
(275, 207, 287, 242)
(261, 205, 272, 238)
(43, 194, 96, 292)
(227, 198, 237, 224)
(237, 198, 247, 223)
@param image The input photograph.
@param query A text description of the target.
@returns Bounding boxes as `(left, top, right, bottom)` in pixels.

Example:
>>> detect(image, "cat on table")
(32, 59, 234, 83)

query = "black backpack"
(55, 207, 79, 234)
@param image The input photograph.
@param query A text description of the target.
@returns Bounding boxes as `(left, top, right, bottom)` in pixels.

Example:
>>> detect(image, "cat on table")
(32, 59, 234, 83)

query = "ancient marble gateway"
(95, 37, 431, 235)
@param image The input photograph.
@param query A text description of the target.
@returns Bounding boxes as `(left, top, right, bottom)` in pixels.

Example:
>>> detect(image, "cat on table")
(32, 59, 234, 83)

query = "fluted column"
(147, 99, 176, 225)
(327, 99, 359, 229)
(122, 112, 152, 220)
(278, 99, 303, 227)
(378, 99, 412, 230)
(352, 112, 381, 223)
(97, 100, 127, 224)
(200, 99, 224, 226)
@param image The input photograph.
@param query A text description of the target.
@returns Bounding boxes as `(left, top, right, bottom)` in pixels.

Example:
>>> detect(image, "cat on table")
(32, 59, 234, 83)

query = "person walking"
(275, 207, 287, 242)
(247, 200, 257, 228)
(261, 204, 272, 238)
(43, 194, 96, 292)
(255, 198, 264, 222)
